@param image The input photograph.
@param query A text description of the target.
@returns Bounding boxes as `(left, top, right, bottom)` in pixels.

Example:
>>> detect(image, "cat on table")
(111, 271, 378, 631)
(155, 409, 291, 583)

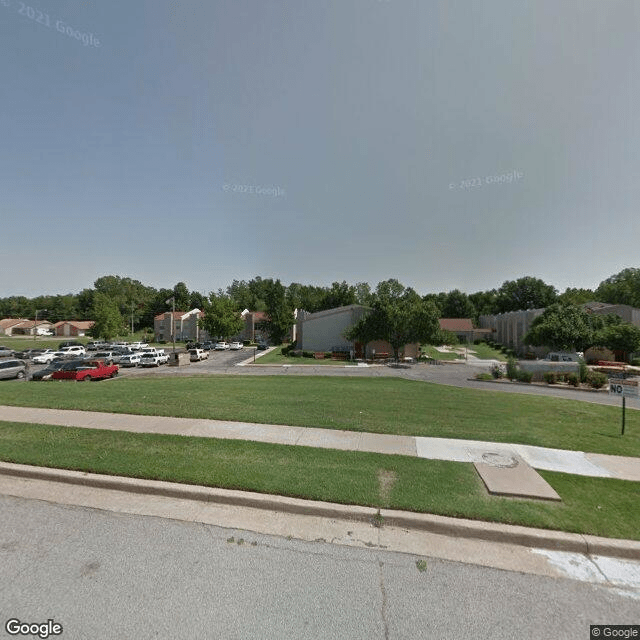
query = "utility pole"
(165, 297, 176, 353)
(34, 309, 46, 342)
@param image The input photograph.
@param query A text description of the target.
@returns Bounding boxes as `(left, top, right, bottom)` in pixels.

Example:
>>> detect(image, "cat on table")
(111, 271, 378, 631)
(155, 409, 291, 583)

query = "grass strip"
(0, 421, 638, 540)
(1, 376, 638, 457)
(254, 346, 348, 365)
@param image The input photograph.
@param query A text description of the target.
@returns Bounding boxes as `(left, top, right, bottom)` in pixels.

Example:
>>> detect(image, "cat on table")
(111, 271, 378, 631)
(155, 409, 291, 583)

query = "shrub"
(578, 360, 588, 383)
(324, 352, 332, 359)
(506, 357, 518, 381)
(543, 372, 556, 384)
(587, 371, 607, 389)
(631, 358, 640, 366)
(566, 373, 579, 387)
(476, 372, 493, 381)
(516, 370, 533, 383)
(302, 350, 314, 358)
(288, 350, 300, 357)
(490, 364, 503, 379)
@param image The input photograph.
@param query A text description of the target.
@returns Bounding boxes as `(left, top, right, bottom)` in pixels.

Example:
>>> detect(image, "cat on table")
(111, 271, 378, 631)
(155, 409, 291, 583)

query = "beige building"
(53, 321, 95, 337)
(296, 304, 418, 359)
(154, 309, 211, 342)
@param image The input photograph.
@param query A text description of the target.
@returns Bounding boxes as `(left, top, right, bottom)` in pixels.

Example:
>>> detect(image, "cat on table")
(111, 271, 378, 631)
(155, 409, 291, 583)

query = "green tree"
(441, 289, 476, 319)
(200, 293, 244, 340)
(89, 293, 125, 341)
(345, 279, 440, 362)
(595, 268, 640, 307)
(595, 321, 640, 361)
(172, 282, 191, 311)
(557, 287, 596, 306)
(523, 304, 596, 352)
(495, 277, 557, 313)
(260, 279, 294, 344)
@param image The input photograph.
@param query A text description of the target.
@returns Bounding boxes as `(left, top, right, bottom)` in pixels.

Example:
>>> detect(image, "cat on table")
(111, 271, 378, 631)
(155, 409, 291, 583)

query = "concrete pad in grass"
(474, 453, 561, 501)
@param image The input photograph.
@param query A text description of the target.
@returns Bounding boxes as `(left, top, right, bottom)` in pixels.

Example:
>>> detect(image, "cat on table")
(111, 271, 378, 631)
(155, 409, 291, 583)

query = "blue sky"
(2, 0, 639, 298)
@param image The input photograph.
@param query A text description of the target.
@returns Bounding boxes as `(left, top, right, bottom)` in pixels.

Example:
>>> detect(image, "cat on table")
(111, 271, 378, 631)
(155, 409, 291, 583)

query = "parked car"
(86, 341, 109, 351)
(129, 342, 149, 350)
(0, 347, 14, 358)
(13, 349, 45, 359)
(189, 348, 208, 361)
(201, 341, 215, 351)
(118, 353, 141, 367)
(229, 341, 243, 350)
(52, 359, 119, 381)
(214, 341, 230, 350)
(92, 351, 118, 365)
(139, 352, 169, 367)
(59, 345, 86, 357)
(31, 361, 67, 381)
(186, 342, 203, 350)
(256, 341, 269, 350)
(33, 350, 64, 364)
(0, 359, 26, 380)
(58, 341, 84, 349)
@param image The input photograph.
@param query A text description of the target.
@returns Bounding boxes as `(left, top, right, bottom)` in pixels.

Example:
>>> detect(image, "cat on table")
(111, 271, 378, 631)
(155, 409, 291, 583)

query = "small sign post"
(608, 379, 638, 435)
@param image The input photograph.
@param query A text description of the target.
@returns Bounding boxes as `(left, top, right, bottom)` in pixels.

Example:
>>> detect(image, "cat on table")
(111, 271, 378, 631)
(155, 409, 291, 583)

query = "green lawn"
(468, 342, 508, 361)
(420, 346, 459, 360)
(0, 421, 637, 540)
(1, 376, 638, 457)
(255, 345, 349, 365)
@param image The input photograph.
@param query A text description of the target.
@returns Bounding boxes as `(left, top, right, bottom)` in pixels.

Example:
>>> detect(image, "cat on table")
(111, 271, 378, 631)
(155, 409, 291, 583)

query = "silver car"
(0, 359, 26, 380)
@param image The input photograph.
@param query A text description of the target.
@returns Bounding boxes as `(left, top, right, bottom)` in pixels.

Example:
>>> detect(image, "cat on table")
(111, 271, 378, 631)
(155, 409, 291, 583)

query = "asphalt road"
(1, 495, 637, 640)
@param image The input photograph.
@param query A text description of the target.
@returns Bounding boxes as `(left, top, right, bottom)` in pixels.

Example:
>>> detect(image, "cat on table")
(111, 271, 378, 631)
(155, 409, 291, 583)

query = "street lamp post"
(34, 309, 47, 342)
(165, 297, 176, 353)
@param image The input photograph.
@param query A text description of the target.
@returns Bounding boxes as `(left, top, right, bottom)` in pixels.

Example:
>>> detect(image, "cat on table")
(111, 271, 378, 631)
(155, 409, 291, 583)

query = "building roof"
(439, 318, 474, 332)
(53, 320, 95, 329)
(0, 318, 30, 329)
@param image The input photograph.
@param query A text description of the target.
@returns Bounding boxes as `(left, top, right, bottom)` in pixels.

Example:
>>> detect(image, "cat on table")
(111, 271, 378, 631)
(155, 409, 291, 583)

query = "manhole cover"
(481, 452, 519, 468)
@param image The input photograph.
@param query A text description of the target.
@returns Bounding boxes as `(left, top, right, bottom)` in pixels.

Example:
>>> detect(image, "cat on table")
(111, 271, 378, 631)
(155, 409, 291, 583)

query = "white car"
(214, 341, 230, 350)
(139, 352, 169, 367)
(33, 350, 64, 364)
(59, 345, 86, 357)
(229, 341, 243, 350)
(118, 353, 141, 367)
(129, 342, 149, 350)
(189, 348, 208, 362)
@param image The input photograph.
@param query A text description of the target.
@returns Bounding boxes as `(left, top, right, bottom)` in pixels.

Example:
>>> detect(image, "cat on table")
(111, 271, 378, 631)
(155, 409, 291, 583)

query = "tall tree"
(345, 279, 440, 361)
(495, 277, 557, 313)
(89, 293, 125, 341)
(523, 304, 596, 352)
(595, 268, 640, 307)
(172, 282, 191, 311)
(260, 279, 294, 344)
(441, 289, 476, 319)
(200, 293, 244, 340)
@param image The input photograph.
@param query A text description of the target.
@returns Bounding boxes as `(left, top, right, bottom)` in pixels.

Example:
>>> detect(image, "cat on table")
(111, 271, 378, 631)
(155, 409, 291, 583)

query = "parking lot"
(1, 346, 256, 382)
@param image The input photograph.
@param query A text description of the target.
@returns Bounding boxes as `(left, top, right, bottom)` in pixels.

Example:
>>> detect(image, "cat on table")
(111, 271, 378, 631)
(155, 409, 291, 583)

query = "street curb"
(1, 462, 638, 560)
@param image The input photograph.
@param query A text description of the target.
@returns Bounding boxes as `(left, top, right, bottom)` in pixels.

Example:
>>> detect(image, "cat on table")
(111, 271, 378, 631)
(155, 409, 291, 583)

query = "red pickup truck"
(51, 359, 119, 382)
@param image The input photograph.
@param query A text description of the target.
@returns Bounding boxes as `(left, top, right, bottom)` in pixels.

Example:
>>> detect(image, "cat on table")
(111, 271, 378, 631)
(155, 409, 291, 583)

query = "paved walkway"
(2, 405, 639, 482)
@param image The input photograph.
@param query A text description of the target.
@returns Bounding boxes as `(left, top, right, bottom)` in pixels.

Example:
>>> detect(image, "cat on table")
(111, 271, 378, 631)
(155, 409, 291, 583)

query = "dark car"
(256, 341, 269, 350)
(31, 361, 67, 381)
(185, 342, 203, 350)
(201, 341, 215, 350)
(14, 349, 45, 359)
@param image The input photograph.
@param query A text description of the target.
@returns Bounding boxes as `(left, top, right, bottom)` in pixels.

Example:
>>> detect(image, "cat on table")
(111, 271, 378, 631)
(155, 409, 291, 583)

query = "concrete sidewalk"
(2, 405, 639, 481)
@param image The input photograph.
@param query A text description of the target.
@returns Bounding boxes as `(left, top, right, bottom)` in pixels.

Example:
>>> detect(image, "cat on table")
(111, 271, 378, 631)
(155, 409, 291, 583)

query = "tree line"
(3, 269, 640, 347)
